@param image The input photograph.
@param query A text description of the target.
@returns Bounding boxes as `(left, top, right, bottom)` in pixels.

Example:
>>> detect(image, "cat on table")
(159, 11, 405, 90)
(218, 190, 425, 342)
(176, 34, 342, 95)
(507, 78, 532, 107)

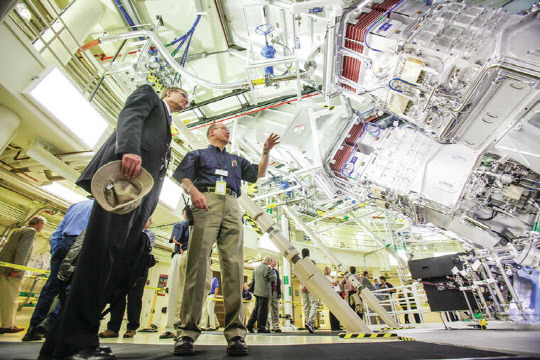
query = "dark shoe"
(257, 328, 270, 333)
(3, 326, 25, 333)
(246, 325, 254, 333)
(227, 336, 249, 356)
(36, 318, 53, 336)
(0, 328, 5, 334)
(98, 329, 119, 338)
(22, 328, 43, 341)
(173, 336, 195, 356)
(37, 354, 52, 360)
(123, 329, 136, 338)
(273, 329, 282, 333)
(305, 322, 315, 334)
(160, 331, 175, 339)
(60, 346, 116, 359)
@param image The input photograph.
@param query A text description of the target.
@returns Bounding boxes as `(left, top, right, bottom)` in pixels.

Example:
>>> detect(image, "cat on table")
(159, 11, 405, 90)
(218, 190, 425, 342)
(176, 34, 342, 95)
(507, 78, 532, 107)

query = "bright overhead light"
(26, 67, 108, 148)
(42, 182, 87, 204)
(160, 177, 182, 209)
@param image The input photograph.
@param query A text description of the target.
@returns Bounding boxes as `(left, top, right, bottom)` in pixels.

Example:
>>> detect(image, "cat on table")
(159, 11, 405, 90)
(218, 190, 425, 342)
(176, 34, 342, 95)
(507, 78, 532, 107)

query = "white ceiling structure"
(1, 0, 538, 278)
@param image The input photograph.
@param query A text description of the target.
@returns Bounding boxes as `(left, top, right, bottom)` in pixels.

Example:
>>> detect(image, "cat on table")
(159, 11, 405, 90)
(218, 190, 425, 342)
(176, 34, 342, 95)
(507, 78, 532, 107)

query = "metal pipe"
(252, 184, 302, 201)
(26, 143, 81, 183)
(493, 254, 527, 319)
(94, 30, 319, 90)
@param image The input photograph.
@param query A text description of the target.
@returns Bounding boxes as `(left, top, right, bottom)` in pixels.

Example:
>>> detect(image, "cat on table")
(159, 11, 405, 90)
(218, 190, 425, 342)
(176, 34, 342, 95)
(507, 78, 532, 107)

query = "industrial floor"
(1, 308, 539, 359)
(1, 326, 540, 359)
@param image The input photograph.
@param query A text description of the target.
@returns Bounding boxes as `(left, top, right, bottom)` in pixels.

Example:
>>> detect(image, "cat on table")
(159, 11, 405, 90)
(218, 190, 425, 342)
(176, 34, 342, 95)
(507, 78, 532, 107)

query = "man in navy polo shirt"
(172, 123, 279, 356)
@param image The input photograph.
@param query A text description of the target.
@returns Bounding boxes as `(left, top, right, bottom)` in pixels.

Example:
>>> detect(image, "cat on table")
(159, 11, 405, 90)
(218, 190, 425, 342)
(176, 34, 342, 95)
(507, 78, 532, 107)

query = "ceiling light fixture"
(25, 67, 108, 148)
(42, 182, 87, 204)
(159, 177, 182, 209)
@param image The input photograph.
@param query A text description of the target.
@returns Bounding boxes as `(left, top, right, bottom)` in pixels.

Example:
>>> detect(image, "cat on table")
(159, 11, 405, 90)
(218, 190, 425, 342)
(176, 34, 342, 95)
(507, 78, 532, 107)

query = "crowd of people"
(0, 84, 409, 360)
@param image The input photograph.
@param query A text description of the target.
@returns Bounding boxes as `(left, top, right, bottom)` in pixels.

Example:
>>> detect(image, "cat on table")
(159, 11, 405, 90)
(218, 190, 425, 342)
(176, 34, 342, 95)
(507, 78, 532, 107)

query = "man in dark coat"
(247, 256, 276, 333)
(39, 85, 188, 360)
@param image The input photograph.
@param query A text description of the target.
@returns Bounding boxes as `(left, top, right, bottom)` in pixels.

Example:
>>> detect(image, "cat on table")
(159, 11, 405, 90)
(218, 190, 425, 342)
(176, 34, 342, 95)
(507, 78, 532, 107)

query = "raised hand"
(263, 133, 280, 153)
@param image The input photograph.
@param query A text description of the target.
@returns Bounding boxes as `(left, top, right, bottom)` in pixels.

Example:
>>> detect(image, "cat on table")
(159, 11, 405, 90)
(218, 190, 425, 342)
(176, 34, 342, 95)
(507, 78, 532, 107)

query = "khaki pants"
(179, 193, 246, 342)
(0, 275, 22, 328)
(200, 296, 217, 329)
(165, 252, 183, 332)
(300, 290, 318, 325)
(267, 292, 280, 330)
(242, 301, 253, 325)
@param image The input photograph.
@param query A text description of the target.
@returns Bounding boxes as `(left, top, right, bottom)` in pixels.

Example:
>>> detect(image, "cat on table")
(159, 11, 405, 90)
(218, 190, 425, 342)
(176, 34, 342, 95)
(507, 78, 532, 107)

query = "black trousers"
(107, 267, 149, 332)
(40, 194, 157, 358)
(329, 311, 341, 331)
(247, 295, 269, 330)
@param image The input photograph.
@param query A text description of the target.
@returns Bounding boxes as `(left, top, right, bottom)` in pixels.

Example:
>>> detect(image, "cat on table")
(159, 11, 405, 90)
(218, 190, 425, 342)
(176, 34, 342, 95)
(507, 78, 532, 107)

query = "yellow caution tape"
(0, 261, 50, 275)
(398, 337, 416, 341)
(243, 213, 264, 235)
(339, 333, 398, 339)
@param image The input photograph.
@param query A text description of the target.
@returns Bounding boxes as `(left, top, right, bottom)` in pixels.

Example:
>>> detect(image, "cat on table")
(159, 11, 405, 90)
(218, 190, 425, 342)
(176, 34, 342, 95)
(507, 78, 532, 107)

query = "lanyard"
(211, 147, 229, 172)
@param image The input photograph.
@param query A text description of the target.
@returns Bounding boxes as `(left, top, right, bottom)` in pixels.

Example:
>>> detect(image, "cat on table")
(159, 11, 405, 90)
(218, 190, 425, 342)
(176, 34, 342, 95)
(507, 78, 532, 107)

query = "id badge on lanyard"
(215, 180, 227, 195)
(215, 169, 228, 195)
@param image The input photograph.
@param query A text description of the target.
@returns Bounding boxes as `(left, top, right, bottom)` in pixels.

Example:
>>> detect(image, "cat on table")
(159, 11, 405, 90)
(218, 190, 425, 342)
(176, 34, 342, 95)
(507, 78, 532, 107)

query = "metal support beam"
(284, 205, 399, 328)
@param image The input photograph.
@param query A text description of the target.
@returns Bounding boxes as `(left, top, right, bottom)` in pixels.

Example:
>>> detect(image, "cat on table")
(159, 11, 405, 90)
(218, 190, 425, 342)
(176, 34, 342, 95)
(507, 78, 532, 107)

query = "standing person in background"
(247, 256, 276, 333)
(323, 266, 341, 331)
(361, 271, 375, 291)
(0, 216, 46, 334)
(340, 266, 365, 318)
(373, 278, 381, 290)
(299, 248, 318, 334)
(379, 276, 395, 293)
(242, 283, 252, 325)
(200, 275, 219, 331)
(40, 85, 188, 360)
(161, 210, 190, 339)
(23, 200, 93, 342)
(379, 276, 396, 315)
(172, 122, 279, 356)
(266, 258, 281, 332)
(100, 217, 157, 338)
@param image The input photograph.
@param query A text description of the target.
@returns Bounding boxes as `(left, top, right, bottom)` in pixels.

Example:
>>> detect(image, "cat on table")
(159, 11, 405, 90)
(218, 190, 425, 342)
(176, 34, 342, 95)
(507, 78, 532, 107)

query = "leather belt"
(197, 186, 237, 197)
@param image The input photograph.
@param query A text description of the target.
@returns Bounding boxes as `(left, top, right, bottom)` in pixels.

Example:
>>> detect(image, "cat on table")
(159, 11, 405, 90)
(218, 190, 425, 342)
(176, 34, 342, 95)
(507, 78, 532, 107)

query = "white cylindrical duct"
(360, 288, 400, 327)
(281, 214, 294, 319)
(26, 142, 81, 183)
(283, 205, 346, 272)
(37, 0, 106, 65)
(0, 105, 21, 156)
(294, 257, 371, 333)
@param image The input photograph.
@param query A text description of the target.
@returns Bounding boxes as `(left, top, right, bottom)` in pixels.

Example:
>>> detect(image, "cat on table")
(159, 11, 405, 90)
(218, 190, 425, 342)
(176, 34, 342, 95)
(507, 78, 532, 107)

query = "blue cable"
(364, 0, 406, 53)
(388, 78, 417, 93)
(365, 122, 381, 137)
(173, 15, 201, 67)
(388, 79, 402, 93)
(170, 15, 201, 46)
(114, 0, 145, 41)
(180, 32, 195, 67)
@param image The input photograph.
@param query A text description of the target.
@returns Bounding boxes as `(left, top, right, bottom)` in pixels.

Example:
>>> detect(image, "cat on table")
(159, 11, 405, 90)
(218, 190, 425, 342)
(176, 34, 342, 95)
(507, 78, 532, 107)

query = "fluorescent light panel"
(42, 183, 87, 204)
(28, 68, 108, 148)
(160, 177, 182, 209)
